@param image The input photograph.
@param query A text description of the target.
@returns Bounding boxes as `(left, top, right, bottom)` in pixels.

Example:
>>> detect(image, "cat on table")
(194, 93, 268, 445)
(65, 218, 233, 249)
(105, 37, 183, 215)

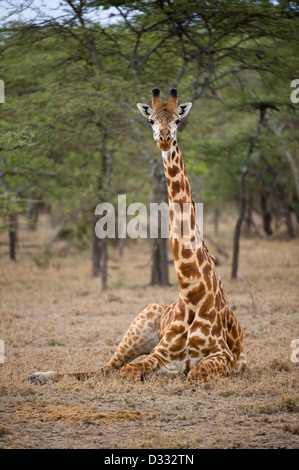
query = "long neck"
(161, 140, 212, 297)
(162, 140, 192, 205)
(162, 139, 198, 244)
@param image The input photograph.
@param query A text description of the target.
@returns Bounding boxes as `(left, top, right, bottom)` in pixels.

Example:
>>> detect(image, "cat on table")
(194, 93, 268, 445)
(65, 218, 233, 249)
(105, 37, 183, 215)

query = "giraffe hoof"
(120, 364, 143, 381)
(187, 367, 208, 382)
(27, 371, 58, 384)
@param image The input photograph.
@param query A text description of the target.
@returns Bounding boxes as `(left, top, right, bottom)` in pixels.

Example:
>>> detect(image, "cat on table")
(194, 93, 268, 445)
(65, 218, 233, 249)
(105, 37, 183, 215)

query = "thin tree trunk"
(26, 198, 40, 230)
(260, 154, 295, 239)
(151, 236, 169, 285)
(95, 130, 113, 290)
(283, 203, 295, 239)
(118, 220, 126, 258)
(260, 192, 273, 236)
(9, 213, 17, 261)
(231, 108, 266, 279)
(92, 218, 102, 277)
(285, 149, 299, 200)
(268, 123, 299, 200)
(45, 219, 66, 253)
(127, 116, 169, 286)
(244, 191, 253, 232)
(150, 158, 170, 286)
(101, 237, 108, 291)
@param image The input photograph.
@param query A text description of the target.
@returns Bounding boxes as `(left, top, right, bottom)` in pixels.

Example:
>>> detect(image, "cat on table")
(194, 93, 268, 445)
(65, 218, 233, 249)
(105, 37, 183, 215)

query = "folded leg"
(120, 319, 184, 380)
(101, 303, 165, 371)
(27, 303, 165, 384)
(187, 353, 234, 382)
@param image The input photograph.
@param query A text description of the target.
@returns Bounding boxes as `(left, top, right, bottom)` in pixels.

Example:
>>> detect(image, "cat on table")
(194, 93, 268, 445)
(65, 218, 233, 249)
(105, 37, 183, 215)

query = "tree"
(1, 0, 299, 286)
(0, 129, 34, 260)
(231, 104, 268, 279)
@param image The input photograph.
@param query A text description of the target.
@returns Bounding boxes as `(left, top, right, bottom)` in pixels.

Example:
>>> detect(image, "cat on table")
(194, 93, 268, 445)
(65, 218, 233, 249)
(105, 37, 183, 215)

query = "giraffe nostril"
(159, 136, 163, 142)
(166, 136, 170, 142)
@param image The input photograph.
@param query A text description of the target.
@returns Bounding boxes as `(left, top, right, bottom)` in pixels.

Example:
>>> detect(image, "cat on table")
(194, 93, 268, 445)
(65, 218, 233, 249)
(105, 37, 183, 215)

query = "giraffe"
(27, 88, 247, 385)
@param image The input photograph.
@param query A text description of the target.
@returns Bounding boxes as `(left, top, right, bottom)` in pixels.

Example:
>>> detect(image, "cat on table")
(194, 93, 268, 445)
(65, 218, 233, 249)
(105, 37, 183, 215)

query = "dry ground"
(0, 214, 298, 449)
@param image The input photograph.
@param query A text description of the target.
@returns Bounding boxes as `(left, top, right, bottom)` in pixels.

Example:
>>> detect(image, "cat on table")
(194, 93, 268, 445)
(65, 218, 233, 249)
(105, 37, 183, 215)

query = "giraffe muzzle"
(158, 134, 172, 151)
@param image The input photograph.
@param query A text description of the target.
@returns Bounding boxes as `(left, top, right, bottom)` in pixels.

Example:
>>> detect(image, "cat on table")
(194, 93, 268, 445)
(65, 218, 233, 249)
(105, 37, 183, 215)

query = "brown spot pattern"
(114, 99, 247, 382)
(179, 261, 197, 279)
(186, 282, 206, 305)
(168, 165, 180, 178)
(171, 180, 181, 198)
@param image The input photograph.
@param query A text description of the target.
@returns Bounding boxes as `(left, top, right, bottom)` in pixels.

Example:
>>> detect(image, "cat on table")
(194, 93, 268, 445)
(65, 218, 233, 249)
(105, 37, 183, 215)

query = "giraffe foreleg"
(27, 303, 165, 384)
(119, 351, 164, 380)
(187, 353, 234, 382)
(102, 303, 165, 372)
(27, 365, 114, 384)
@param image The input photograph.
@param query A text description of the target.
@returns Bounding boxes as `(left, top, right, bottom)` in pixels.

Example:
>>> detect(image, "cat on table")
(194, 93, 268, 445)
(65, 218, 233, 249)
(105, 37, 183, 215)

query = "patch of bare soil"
(0, 215, 298, 449)
(13, 404, 147, 424)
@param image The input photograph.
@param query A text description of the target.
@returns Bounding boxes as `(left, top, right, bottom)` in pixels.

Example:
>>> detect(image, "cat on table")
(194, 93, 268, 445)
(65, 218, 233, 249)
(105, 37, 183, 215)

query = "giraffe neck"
(162, 141, 192, 205)
(161, 141, 215, 299)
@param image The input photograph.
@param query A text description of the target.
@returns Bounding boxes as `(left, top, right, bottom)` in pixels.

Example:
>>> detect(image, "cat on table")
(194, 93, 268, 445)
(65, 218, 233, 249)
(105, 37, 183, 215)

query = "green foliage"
(0, 0, 299, 249)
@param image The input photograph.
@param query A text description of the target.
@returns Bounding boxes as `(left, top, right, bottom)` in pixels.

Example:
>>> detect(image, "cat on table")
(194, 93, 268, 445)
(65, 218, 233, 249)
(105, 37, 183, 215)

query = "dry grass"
(0, 214, 298, 449)
(13, 404, 147, 424)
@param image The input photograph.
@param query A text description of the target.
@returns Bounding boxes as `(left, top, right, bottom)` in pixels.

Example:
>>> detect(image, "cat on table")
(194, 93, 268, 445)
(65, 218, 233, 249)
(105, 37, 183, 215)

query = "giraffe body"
(27, 88, 247, 385)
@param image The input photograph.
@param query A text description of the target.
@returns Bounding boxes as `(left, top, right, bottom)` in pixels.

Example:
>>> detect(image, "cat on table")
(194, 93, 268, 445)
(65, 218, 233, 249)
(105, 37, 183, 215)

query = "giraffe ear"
(177, 102, 192, 118)
(137, 103, 153, 118)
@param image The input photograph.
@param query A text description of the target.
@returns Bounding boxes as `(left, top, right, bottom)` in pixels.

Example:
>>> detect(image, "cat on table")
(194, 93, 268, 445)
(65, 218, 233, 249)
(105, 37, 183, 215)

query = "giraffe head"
(137, 88, 192, 152)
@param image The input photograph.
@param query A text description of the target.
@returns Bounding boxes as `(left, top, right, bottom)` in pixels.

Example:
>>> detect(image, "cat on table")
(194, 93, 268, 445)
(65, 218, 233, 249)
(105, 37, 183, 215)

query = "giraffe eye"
(149, 119, 154, 125)
(175, 119, 181, 126)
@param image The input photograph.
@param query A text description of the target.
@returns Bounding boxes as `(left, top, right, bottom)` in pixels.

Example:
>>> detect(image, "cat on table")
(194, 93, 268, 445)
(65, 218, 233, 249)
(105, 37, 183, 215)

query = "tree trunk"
(127, 116, 169, 286)
(260, 154, 295, 239)
(45, 219, 66, 253)
(94, 129, 113, 290)
(26, 198, 40, 230)
(9, 213, 18, 261)
(282, 203, 295, 239)
(150, 158, 170, 286)
(118, 227, 126, 258)
(260, 192, 273, 236)
(231, 199, 246, 280)
(92, 218, 102, 277)
(244, 191, 253, 233)
(269, 123, 299, 200)
(101, 237, 108, 291)
(151, 236, 169, 285)
(231, 108, 266, 279)
(285, 149, 299, 200)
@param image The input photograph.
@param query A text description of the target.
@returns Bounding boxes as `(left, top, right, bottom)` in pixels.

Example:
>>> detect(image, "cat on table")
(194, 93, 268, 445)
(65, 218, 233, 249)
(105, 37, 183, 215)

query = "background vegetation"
(1, 0, 299, 288)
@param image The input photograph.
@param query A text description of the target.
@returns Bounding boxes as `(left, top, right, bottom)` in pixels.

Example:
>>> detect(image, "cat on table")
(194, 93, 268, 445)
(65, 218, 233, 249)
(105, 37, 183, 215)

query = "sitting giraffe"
(27, 88, 247, 384)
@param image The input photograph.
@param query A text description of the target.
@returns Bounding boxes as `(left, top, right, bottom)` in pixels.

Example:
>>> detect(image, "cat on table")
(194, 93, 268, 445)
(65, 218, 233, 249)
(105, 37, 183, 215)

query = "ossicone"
(152, 87, 161, 109)
(168, 88, 178, 108)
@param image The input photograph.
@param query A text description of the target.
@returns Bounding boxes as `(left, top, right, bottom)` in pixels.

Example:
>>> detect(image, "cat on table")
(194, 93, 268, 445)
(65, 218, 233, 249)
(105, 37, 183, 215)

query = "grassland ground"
(0, 214, 298, 449)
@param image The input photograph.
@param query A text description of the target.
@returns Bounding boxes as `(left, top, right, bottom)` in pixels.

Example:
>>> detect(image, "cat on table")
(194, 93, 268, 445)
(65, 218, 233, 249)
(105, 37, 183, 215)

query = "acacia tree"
(100, 0, 299, 279)
(1, 0, 299, 284)
(231, 104, 268, 279)
(0, 20, 133, 288)
(0, 129, 37, 260)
